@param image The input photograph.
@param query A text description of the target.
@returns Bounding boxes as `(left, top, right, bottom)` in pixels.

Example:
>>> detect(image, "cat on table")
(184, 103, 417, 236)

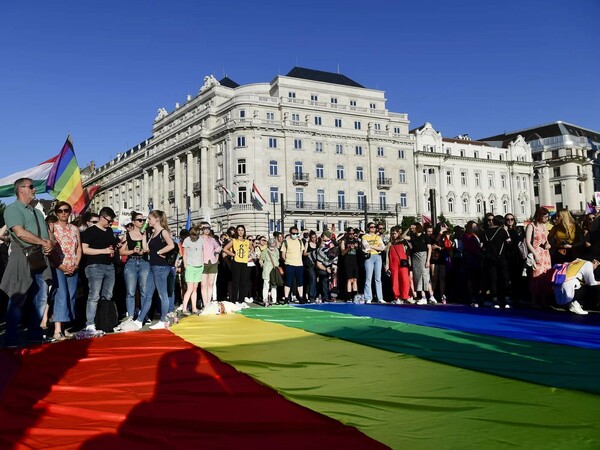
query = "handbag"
(391, 243, 409, 268)
(266, 249, 284, 286)
(13, 208, 48, 272)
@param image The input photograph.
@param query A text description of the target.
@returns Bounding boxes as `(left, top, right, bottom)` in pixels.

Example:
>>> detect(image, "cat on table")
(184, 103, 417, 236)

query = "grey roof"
(480, 121, 600, 145)
(285, 67, 364, 88)
(219, 76, 240, 88)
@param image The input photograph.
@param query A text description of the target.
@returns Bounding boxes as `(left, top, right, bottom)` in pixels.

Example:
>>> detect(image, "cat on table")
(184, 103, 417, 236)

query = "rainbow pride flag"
(45, 136, 86, 214)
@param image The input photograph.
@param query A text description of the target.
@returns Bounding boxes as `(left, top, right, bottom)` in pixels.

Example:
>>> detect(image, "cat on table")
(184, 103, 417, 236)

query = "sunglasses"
(202, 227, 211, 230)
(102, 216, 114, 223)
(57, 208, 71, 213)
(21, 184, 35, 190)
(134, 218, 145, 222)
(505, 217, 514, 221)
(90, 220, 99, 224)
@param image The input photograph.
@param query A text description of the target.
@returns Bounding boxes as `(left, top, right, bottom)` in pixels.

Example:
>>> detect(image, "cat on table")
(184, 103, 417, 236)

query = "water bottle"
(140, 222, 148, 234)
(135, 241, 142, 252)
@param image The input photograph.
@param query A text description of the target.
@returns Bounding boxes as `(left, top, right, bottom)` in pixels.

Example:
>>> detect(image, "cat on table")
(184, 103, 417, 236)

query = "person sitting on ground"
(553, 258, 600, 315)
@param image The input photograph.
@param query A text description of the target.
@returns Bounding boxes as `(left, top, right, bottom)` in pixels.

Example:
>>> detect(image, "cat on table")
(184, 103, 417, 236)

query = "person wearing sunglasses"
(81, 206, 119, 334)
(48, 201, 81, 340)
(200, 222, 221, 305)
(504, 213, 526, 304)
(1, 178, 55, 346)
(119, 211, 149, 321)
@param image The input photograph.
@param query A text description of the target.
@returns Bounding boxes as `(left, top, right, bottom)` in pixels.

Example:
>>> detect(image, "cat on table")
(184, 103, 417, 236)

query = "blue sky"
(1, 0, 598, 176)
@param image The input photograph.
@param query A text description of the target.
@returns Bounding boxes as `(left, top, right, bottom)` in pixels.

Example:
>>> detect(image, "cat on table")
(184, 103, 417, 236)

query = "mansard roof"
(442, 137, 491, 147)
(285, 67, 364, 88)
(219, 76, 240, 88)
(480, 121, 600, 145)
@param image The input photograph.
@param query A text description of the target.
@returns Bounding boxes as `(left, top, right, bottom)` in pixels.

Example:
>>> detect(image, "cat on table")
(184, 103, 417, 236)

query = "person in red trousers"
(385, 226, 411, 304)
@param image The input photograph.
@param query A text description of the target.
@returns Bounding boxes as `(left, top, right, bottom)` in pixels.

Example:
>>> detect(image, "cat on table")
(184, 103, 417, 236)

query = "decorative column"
(186, 151, 194, 213)
(152, 167, 159, 210)
(162, 162, 169, 213)
(174, 156, 182, 211)
(537, 164, 552, 208)
(143, 170, 149, 210)
(200, 142, 209, 210)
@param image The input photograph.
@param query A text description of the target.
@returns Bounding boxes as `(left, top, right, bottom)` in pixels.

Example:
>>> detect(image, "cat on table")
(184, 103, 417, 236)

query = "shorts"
(285, 265, 304, 287)
(185, 265, 204, 282)
(203, 262, 219, 274)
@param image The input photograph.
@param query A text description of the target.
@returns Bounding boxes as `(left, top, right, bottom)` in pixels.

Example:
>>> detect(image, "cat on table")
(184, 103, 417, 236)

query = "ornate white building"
(412, 123, 534, 223)
(84, 68, 416, 233)
(481, 121, 599, 214)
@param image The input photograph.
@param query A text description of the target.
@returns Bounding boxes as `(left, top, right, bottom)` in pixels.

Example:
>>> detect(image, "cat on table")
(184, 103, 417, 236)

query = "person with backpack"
(133, 210, 175, 330)
(482, 215, 512, 308)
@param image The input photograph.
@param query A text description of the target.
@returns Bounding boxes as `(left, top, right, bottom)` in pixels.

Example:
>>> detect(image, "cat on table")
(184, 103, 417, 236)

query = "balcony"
(292, 173, 310, 185)
(193, 182, 201, 193)
(168, 190, 175, 203)
(168, 168, 175, 180)
(577, 174, 588, 181)
(377, 177, 392, 189)
(283, 201, 396, 215)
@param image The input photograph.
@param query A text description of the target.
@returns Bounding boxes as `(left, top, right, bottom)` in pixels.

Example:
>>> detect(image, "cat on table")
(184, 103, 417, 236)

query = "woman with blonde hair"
(181, 224, 203, 315)
(133, 210, 175, 330)
(549, 209, 583, 264)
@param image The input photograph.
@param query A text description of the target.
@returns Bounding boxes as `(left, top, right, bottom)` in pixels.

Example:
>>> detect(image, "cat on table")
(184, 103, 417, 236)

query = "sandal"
(53, 332, 67, 341)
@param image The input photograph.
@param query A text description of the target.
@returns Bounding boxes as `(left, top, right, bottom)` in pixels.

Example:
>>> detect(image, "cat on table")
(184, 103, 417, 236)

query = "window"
(268, 137, 277, 148)
(314, 116, 322, 125)
(295, 188, 304, 208)
(398, 149, 405, 159)
(553, 167, 561, 177)
(337, 190, 345, 208)
(295, 161, 303, 175)
(503, 200, 508, 214)
(236, 136, 246, 147)
(501, 174, 506, 188)
(356, 166, 364, 181)
(311, 94, 318, 102)
(331, 97, 338, 104)
(374, 123, 381, 131)
(354, 121, 361, 130)
(487, 153, 491, 160)
(269, 160, 278, 176)
(350, 100, 357, 107)
(316, 163, 324, 179)
(448, 198, 454, 213)
(461, 171, 467, 186)
(335, 118, 342, 127)
(217, 164, 223, 180)
(357, 191, 365, 209)
(516, 176, 521, 189)
(474, 151, 479, 158)
(393, 127, 401, 134)
(238, 186, 247, 204)
(270, 187, 279, 203)
(288, 92, 296, 98)
(488, 173, 494, 188)
(317, 189, 325, 209)
(520, 201, 525, 215)
(399, 170, 406, 183)
(294, 139, 302, 149)
(463, 197, 469, 213)
(460, 149, 465, 157)
(552, 150, 559, 159)
(237, 158, 246, 175)
(355, 145, 363, 156)
(377, 146, 384, 157)
(266, 112, 275, 121)
(315, 142, 323, 152)
(379, 192, 387, 210)
(555, 184, 562, 195)
(475, 172, 481, 187)
(335, 144, 343, 154)
(400, 193, 407, 208)
(291, 113, 300, 122)
(446, 170, 452, 185)
(499, 154, 503, 161)
(476, 199, 482, 213)
(378, 168, 385, 182)
(336, 165, 345, 180)
(370, 103, 377, 109)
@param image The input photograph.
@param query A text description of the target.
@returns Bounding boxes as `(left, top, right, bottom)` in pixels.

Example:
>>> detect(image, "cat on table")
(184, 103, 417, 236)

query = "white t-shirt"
(183, 237, 204, 267)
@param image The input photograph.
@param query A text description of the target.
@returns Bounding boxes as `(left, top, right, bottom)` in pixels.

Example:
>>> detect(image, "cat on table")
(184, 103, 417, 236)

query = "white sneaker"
(133, 320, 143, 330)
(428, 297, 437, 304)
(85, 324, 97, 332)
(471, 302, 479, 308)
(405, 298, 417, 304)
(149, 321, 166, 330)
(377, 299, 387, 304)
(417, 298, 427, 305)
(244, 297, 254, 304)
(568, 301, 588, 315)
(504, 304, 511, 309)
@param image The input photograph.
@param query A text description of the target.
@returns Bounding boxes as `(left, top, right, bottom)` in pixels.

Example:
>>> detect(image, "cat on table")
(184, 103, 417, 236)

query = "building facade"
(84, 68, 416, 233)
(412, 123, 534, 224)
(481, 121, 600, 214)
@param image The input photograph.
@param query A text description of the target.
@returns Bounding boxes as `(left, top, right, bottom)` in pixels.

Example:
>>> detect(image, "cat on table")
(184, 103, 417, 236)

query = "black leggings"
(231, 261, 250, 303)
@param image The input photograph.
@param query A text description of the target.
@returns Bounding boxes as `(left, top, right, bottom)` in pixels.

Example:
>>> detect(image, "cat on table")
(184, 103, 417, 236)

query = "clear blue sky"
(1, 0, 598, 176)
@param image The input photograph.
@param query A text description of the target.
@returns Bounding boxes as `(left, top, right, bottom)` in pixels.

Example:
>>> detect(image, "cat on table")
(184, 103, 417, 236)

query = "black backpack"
(484, 228, 504, 262)
(95, 297, 119, 332)
(158, 230, 180, 266)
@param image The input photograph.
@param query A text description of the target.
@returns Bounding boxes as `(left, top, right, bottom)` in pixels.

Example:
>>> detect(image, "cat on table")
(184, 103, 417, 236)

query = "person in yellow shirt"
(362, 222, 386, 303)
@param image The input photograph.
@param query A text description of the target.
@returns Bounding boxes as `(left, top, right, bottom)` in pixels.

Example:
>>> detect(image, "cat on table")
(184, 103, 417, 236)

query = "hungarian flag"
(0, 156, 57, 197)
(251, 181, 267, 207)
(220, 184, 235, 203)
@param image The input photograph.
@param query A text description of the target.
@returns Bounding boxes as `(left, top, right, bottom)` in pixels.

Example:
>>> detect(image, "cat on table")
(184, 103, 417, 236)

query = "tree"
(437, 214, 453, 230)
(400, 216, 418, 230)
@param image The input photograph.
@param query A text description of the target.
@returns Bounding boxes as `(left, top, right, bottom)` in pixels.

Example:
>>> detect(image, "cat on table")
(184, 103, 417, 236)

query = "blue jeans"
(6, 271, 48, 346)
(53, 268, 78, 323)
(364, 254, 383, 302)
(139, 265, 170, 322)
(305, 267, 317, 299)
(124, 258, 150, 318)
(167, 266, 176, 313)
(85, 264, 116, 326)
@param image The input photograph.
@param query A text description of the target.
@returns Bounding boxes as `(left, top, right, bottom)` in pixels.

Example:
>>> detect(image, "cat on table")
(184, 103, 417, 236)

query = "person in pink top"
(50, 201, 82, 340)
(200, 222, 221, 306)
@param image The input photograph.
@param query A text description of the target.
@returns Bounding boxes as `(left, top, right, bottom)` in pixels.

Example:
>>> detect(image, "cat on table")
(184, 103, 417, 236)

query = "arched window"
(463, 197, 469, 213)
(503, 200, 508, 214)
(476, 199, 482, 214)
(448, 197, 454, 213)
(399, 169, 406, 183)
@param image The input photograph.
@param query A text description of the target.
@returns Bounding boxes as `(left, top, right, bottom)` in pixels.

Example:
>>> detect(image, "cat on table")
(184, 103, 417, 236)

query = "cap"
(322, 230, 332, 239)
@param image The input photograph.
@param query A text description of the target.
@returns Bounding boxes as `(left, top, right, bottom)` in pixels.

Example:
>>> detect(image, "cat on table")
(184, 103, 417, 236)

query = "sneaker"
(428, 297, 437, 304)
(568, 301, 588, 315)
(182, 310, 191, 316)
(493, 304, 500, 309)
(149, 321, 166, 330)
(441, 295, 447, 305)
(417, 298, 427, 305)
(377, 299, 387, 304)
(132, 320, 143, 330)
(471, 302, 479, 308)
(244, 297, 254, 304)
(394, 299, 405, 305)
(405, 298, 417, 304)
(504, 304, 511, 309)
(85, 324, 97, 333)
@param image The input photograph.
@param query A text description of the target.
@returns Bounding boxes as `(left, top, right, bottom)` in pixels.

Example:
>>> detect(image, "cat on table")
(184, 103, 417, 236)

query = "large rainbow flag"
(45, 136, 86, 214)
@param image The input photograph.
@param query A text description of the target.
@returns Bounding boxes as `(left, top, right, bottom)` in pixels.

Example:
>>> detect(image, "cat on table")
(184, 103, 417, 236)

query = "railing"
(283, 201, 396, 214)
(292, 173, 310, 185)
(193, 182, 201, 193)
(168, 168, 175, 180)
(168, 190, 175, 202)
(377, 177, 392, 189)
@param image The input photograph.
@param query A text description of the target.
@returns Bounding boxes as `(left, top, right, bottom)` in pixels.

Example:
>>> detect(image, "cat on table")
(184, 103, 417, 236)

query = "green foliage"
(400, 216, 418, 229)
(437, 214, 453, 230)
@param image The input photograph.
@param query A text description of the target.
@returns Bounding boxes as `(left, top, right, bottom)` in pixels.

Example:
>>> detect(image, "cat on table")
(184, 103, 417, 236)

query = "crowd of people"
(2, 177, 600, 347)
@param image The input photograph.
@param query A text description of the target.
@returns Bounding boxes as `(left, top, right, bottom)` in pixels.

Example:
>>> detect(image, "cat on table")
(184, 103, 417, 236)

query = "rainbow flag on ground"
(45, 136, 86, 214)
